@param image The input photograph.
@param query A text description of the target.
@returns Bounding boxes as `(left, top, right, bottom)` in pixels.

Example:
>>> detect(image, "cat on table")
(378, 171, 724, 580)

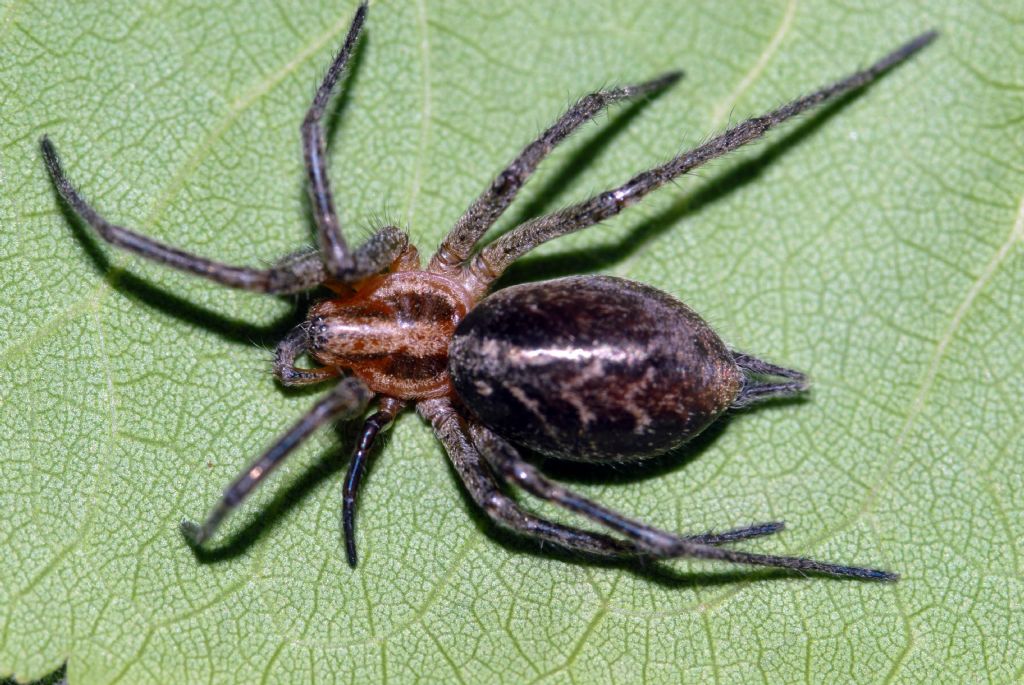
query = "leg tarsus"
(684, 521, 785, 545)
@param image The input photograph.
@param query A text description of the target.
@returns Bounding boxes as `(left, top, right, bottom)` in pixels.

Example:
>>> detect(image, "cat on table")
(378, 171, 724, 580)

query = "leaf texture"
(1, 1, 1022, 683)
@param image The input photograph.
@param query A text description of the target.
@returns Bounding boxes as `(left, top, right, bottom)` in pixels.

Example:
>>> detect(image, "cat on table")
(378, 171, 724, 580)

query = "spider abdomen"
(449, 275, 743, 462)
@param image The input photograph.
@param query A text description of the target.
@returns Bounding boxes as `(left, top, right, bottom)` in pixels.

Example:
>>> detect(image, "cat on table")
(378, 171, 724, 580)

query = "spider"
(41, 2, 935, 580)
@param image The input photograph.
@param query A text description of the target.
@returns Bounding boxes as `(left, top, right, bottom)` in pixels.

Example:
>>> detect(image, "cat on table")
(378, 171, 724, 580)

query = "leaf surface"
(2, 1, 1022, 683)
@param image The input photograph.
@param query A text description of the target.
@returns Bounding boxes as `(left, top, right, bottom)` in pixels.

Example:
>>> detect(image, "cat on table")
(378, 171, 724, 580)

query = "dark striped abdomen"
(449, 276, 743, 462)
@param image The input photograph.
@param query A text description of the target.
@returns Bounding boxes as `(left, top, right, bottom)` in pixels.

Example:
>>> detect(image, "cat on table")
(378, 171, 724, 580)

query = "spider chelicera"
(42, 3, 935, 580)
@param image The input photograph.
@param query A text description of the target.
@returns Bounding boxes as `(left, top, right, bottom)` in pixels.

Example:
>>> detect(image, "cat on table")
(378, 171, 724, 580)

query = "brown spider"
(41, 3, 935, 580)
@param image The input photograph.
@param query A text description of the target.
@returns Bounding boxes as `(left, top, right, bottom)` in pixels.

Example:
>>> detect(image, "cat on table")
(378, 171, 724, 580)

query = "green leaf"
(2, 1, 1022, 683)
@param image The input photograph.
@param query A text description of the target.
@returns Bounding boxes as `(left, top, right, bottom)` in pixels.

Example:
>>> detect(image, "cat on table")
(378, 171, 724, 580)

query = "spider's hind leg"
(469, 424, 897, 581)
(419, 399, 785, 561)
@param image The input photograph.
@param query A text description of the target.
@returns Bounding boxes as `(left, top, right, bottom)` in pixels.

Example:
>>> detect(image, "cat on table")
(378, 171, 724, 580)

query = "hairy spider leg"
(343, 397, 405, 567)
(181, 377, 372, 545)
(470, 424, 897, 580)
(302, 2, 406, 280)
(41, 4, 407, 294)
(40, 138, 324, 293)
(468, 31, 938, 295)
(429, 71, 683, 276)
(419, 399, 788, 560)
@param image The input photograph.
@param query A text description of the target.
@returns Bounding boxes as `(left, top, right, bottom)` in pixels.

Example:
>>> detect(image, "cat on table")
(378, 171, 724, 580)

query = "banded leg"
(181, 377, 372, 545)
(429, 71, 682, 274)
(273, 323, 339, 386)
(42, 137, 328, 294)
(417, 399, 782, 560)
(470, 424, 897, 580)
(731, 351, 809, 408)
(470, 32, 937, 293)
(343, 397, 405, 567)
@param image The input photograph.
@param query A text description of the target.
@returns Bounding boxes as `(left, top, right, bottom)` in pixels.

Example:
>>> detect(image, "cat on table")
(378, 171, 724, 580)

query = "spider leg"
(417, 399, 777, 559)
(181, 377, 372, 546)
(684, 521, 786, 545)
(428, 71, 682, 275)
(273, 323, 341, 386)
(470, 424, 897, 580)
(300, 2, 405, 281)
(419, 398, 639, 557)
(469, 31, 937, 293)
(41, 137, 328, 294)
(343, 397, 405, 568)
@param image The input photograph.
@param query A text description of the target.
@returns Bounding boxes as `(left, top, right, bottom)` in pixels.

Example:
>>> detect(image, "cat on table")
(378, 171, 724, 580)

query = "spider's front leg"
(428, 71, 682, 277)
(470, 31, 937, 292)
(301, 2, 406, 282)
(41, 138, 327, 294)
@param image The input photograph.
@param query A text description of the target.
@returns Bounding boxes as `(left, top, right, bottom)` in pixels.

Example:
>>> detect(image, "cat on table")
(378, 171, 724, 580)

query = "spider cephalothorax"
(306, 260, 472, 400)
(42, 2, 935, 580)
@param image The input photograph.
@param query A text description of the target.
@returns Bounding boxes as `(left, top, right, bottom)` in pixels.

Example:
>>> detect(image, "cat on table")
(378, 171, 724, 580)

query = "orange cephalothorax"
(307, 270, 473, 399)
